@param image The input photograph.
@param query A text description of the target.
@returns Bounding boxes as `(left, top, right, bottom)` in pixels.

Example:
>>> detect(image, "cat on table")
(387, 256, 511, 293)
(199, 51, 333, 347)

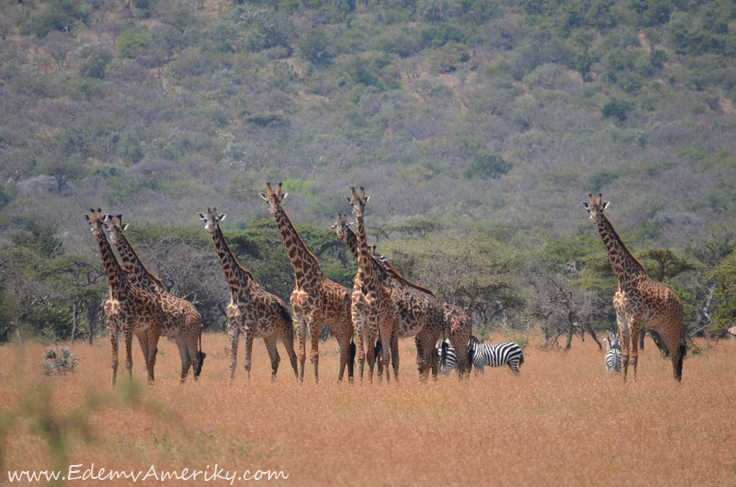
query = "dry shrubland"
(1, 333, 735, 486)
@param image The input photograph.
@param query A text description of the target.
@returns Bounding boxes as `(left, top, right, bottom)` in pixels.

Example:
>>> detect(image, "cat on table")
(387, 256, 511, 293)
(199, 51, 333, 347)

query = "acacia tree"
(528, 262, 602, 350)
(379, 230, 526, 331)
(38, 255, 106, 344)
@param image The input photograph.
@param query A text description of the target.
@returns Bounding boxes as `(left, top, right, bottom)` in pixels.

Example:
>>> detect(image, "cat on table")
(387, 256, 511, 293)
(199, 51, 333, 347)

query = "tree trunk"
(650, 329, 669, 356)
(564, 320, 574, 350)
(71, 300, 78, 345)
(86, 304, 96, 346)
(15, 321, 23, 346)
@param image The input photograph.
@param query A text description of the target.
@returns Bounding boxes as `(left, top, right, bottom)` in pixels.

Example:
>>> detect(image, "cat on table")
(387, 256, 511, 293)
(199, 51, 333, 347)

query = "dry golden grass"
(1, 333, 735, 486)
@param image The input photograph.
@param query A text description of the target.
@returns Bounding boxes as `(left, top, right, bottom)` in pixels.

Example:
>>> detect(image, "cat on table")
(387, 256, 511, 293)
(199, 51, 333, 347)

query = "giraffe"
(260, 183, 354, 383)
(331, 214, 451, 380)
(198, 208, 298, 382)
(439, 302, 472, 377)
(346, 187, 398, 383)
(85, 209, 163, 386)
(582, 194, 685, 382)
(106, 215, 205, 383)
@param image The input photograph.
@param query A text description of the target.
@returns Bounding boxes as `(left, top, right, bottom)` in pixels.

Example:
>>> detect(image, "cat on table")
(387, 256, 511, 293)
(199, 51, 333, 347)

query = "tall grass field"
(1, 333, 735, 486)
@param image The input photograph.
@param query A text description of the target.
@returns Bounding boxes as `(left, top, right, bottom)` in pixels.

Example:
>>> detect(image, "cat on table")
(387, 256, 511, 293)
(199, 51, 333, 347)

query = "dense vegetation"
(1, 0, 736, 346)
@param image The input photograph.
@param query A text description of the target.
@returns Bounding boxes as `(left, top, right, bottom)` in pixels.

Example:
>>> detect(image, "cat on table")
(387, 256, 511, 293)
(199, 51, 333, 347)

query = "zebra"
(437, 339, 464, 374)
(602, 332, 622, 375)
(466, 336, 524, 374)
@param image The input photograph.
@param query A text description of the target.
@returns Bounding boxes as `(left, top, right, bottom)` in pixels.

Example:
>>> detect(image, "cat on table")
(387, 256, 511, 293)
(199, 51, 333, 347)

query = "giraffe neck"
(596, 213, 645, 284)
(355, 214, 372, 283)
(343, 226, 360, 263)
(212, 225, 255, 294)
(95, 231, 130, 297)
(114, 233, 164, 295)
(273, 206, 323, 287)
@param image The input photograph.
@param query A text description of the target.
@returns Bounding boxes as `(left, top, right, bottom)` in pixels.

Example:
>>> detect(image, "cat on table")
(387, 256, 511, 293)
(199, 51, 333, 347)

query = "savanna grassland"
(2, 333, 735, 486)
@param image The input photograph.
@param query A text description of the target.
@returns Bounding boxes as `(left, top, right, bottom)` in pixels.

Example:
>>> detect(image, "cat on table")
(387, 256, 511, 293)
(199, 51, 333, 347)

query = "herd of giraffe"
(84, 189, 686, 386)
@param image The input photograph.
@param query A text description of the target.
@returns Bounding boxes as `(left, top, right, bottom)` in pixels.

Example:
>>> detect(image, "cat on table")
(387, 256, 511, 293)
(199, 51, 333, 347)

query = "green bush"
(429, 41, 470, 72)
(416, 0, 462, 22)
(18, 0, 89, 37)
(420, 23, 465, 48)
(76, 49, 113, 79)
(299, 29, 333, 66)
(601, 98, 632, 121)
(465, 151, 512, 179)
(116, 30, 151, 58)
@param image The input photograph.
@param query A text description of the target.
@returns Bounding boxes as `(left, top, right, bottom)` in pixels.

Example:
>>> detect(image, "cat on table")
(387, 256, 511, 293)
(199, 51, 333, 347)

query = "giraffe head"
(259, 182, 288, 217)
(84, 208, 107, 237)
(348, 186, 369, 218)
(581, 193, 610, 224)
(106, 214, 129, 246)
(198, 208, 227, 234)
(330, 213, 352, 240)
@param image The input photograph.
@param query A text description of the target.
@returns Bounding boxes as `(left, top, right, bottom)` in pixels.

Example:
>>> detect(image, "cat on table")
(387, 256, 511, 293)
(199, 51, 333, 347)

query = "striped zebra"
(602, 332, 622, 375)
(468, 336, 524, 374)
(437, 339, 465, 374)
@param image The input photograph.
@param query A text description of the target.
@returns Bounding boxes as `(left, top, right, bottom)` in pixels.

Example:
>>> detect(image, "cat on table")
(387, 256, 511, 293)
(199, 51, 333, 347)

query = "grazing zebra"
(602, 332, 622, 375)
(437, 339, 457, 374)
(468, 336, 524, 374)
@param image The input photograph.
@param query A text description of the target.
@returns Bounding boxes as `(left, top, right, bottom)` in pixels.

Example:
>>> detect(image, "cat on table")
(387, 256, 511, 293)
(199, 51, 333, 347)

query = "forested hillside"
(1, 0, 735, 344)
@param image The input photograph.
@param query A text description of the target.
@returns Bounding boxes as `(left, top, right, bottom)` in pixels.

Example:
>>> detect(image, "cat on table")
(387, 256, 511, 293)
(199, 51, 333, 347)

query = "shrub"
(299, 29, 333, 66)
(416, 0, 462, 22)
(18, 0, 90, 37)
(429, 41, 470, 72)
(76, 49, 113, 79)
(116, 30, 150, 58)
(601, 97, 632, 121)
(420, 23, 465, 48)
(41, 347, 80, 375)
(465, 151, 512, 179)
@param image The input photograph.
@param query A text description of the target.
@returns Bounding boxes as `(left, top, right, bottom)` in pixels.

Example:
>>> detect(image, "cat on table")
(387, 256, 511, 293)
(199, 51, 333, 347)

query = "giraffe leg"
(243, 329, 255, 381)
(228, 324, 239, 383)
(366, 327, 377, 384)
(308, 319, 320, 384)
(263, 333, 280, 382)
(377, 314, 393, 384)
(125, 330, 135, 382)
(451, 333, 470, 379)
(352, 309, 366, 384)
(175, 335, 191, 384)
(414, 335, 429, 382)
(279, 320, 299, 379)
(185, 329, 202, 381)
(109, 327, 119, 388)
(390, 320, 400, 383)
(294, 314, 307, 382)
(629, 321, 641, 382)
(144, 325, 160, 384)
(657, 323, 684, 382)
(337, 329, 352, 384)
(617, 314, 630, 383)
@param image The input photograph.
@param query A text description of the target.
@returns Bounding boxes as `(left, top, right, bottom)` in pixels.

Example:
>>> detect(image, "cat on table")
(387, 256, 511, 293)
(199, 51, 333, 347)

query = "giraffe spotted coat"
(261, 183, 354, 383)
(199, 208, 298, 382)
(583, 194, 685, 382)
(86, 209, 163, 386)
(107, 216, 205, 383)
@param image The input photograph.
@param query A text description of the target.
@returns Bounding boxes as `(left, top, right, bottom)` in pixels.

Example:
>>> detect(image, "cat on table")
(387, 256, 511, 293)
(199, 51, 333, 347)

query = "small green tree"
(298, 29, 333, 66)
(576, 50, 592, 80)
(116, 30, 150, 58)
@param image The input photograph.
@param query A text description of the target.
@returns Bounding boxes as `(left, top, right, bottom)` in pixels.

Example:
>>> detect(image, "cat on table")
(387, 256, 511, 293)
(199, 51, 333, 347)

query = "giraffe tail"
(196, 326, 206, 378)
(676, 343, 686, 381)
(350, 339, 356, 369)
